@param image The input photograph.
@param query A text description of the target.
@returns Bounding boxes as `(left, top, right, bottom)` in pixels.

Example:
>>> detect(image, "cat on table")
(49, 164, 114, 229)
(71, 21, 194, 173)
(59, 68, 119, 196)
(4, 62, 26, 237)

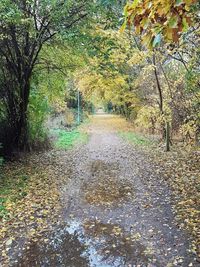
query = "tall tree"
(0, 0, 89, 155)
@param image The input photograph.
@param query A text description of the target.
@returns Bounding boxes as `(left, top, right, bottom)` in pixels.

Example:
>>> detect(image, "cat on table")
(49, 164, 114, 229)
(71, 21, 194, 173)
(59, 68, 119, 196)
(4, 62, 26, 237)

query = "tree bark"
(166, 122, 170, 151)
(153, 54, 163, 114)
(153, 54, 169, 149)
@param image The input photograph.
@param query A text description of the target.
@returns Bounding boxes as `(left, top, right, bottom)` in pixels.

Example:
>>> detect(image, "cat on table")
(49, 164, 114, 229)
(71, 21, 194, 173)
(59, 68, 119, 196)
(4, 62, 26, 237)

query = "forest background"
(0, 0, 199, 156)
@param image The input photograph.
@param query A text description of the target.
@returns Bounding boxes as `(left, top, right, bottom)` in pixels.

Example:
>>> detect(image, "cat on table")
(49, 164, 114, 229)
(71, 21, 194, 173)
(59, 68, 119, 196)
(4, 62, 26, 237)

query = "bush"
(180, 120, 198, 144)
(135, 106, 160, 134)
(28, 89, 49, 146)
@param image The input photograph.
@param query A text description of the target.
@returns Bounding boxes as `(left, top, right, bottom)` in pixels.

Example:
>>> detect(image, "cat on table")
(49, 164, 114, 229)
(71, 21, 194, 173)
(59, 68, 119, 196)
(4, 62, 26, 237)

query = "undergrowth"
(119, 131, 154, 146)
(52, 128, 88, 149)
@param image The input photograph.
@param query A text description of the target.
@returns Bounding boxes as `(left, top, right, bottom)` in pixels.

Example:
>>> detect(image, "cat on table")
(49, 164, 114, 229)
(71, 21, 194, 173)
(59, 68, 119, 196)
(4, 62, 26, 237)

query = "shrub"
(28, 89, 49, 147)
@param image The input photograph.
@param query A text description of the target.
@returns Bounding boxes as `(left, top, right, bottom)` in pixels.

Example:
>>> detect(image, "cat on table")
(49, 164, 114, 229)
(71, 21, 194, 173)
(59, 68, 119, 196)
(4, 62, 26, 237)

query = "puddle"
(82, 219, 155, 266)
(90, 160, 119, 176)
(84, 160, 135, 206)
(13, 224, 89, 267)
(13, 219, 157, 267)
(84, 180, 134, 206)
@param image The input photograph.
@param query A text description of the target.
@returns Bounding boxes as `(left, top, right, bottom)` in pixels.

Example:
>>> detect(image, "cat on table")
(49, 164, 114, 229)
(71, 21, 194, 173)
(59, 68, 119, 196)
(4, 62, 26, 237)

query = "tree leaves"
(122, 0, 198, 48)
(153, 33, 162, 47)
(0, 155, 63, 264)
(151, 148, 200, 259)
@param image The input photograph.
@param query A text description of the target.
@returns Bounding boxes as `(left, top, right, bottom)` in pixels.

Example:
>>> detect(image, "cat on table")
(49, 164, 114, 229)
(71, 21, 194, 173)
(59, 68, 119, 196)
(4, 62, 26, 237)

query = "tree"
(75, 27, 141, 119)
(123, 0, 199, 47)
(0, 0, 89, 155)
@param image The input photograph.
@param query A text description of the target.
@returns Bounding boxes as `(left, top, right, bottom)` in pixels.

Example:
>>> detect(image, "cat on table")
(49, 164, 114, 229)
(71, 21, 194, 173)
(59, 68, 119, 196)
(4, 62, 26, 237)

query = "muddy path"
(8, 115, 197, 267)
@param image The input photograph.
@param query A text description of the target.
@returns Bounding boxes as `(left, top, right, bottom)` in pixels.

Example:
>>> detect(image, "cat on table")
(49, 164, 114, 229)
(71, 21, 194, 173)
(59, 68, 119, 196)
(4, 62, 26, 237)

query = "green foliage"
(52, 129, 88, 149)
(0, 0, 21, 23)
(0, 0, 92, 154)
(27, 41, 87, 146)
(28, 89, 49, 143)
(0, 0, 199, 155)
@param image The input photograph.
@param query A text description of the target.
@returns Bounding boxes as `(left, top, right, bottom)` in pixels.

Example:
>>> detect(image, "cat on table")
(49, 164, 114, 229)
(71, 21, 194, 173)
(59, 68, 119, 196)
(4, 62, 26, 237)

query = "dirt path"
(10, 114, 197, 266)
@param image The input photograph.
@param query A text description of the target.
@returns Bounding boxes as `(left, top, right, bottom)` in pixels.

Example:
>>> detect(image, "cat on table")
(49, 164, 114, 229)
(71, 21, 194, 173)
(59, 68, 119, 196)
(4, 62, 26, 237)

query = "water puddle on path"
(84, 160, 135, 207)
(14, 218, 157, 267)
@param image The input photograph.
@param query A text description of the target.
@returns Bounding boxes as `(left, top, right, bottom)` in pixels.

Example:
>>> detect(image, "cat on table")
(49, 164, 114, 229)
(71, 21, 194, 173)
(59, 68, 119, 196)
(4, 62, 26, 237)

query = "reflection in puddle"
(83, 220, 154, 266)
(14, 224, 89, 267)
(14, 219, 156, 267)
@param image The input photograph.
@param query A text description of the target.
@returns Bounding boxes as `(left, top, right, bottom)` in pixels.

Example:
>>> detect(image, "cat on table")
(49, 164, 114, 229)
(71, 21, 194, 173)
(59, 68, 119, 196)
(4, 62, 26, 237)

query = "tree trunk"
(153, 54, 165, 137)
(16, 109, 29, 150)
(166, 122, 170, 151)
(153, 54, 163, 114)
(17, 79, 31, 150)
(153, 54, 170, 150)
(7, 78, 31, 153)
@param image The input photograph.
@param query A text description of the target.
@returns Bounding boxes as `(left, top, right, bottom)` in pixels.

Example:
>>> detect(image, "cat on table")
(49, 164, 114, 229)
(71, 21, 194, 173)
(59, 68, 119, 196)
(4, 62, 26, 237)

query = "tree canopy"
(122, 0, 199, 47)
(0, 0, 199, 156)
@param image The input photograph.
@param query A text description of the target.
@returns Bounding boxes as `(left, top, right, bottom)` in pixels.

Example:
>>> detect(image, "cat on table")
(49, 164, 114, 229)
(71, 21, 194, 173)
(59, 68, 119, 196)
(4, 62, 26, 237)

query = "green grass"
(52, 129, 88, 149)
(119, 131, 154, 146)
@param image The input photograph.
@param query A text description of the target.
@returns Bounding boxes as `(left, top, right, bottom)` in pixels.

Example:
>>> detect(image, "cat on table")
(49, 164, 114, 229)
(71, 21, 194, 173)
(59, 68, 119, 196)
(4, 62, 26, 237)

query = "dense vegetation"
(0, 0, 199, 157)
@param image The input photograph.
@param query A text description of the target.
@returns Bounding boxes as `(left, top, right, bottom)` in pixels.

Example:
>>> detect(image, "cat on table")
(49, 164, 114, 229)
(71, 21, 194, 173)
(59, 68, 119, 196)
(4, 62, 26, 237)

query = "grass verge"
(52, 128, 88, 149)
(118, 131, 154, 146)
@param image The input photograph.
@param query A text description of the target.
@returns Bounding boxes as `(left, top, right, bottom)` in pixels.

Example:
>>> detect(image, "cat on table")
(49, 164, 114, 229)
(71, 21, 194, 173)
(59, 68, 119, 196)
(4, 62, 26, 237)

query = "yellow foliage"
(128, 51, 148, 65)
(135, 106, 160, 130)
(51, 98, 66, 113)
(180, 121, 198, 143)
(64, 108, 75, 126)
